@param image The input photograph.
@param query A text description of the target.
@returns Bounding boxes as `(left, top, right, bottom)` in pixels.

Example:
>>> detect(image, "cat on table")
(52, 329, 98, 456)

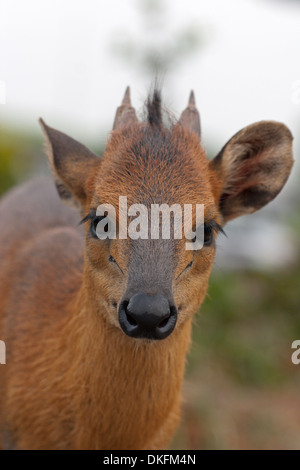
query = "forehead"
(91, 124, 216, 215)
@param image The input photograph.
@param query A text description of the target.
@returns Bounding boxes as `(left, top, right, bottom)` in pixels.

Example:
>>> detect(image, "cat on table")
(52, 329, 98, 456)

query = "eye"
(204, 223, 214, 246)
(91, 216, 108, 238)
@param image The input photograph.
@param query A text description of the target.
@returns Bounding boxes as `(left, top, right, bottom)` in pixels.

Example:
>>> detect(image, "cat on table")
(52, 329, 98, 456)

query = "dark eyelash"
(79, 211, 96, 225)
(206, 220, 227, 237)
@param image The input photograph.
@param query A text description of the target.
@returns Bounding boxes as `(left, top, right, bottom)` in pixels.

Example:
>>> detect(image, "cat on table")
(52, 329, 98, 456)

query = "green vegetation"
(0, 127, 45, 195)
(192, 267, 300, 386)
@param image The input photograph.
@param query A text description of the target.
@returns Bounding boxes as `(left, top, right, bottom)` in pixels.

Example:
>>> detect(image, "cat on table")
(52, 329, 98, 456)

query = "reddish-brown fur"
(0, 90, 294, 449)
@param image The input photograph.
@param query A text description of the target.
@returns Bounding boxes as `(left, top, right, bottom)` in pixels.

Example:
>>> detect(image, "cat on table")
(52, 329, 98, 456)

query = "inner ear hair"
(210, 121, 294, 223)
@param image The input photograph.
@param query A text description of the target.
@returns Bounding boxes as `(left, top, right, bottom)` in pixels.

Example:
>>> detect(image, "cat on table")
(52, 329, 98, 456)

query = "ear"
(39, 119, 100, 208)
(209, 121, 294, 223)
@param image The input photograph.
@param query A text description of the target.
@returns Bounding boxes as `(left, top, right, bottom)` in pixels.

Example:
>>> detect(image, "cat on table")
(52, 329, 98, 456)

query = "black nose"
(118, 293, 177, 340)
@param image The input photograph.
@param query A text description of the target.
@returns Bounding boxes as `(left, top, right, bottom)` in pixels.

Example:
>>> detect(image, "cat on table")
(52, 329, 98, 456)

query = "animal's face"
(84, 123, 219, 339)
(40, 88, 293, 341)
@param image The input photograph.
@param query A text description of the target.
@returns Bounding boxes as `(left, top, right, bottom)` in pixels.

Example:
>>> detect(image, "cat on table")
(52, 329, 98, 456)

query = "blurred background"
(0, 0, 300, 449)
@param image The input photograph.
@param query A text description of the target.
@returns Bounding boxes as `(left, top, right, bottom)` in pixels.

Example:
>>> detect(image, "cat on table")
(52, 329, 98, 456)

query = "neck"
(62, 281, 192, 450)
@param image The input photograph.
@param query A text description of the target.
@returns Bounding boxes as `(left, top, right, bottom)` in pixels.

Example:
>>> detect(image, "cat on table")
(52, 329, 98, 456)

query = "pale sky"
(0, 0, 300, 153)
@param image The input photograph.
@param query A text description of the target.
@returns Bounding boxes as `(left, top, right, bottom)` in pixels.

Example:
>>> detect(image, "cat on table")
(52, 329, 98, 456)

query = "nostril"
(119, 300, 139, 335)
(158, 314, 171, 329)
(126, 312, 138, 327)
(123, 300, 138, 327)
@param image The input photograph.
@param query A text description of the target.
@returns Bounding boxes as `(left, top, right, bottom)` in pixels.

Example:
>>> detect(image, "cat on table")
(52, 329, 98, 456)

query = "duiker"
(0, 88, 293, 449)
